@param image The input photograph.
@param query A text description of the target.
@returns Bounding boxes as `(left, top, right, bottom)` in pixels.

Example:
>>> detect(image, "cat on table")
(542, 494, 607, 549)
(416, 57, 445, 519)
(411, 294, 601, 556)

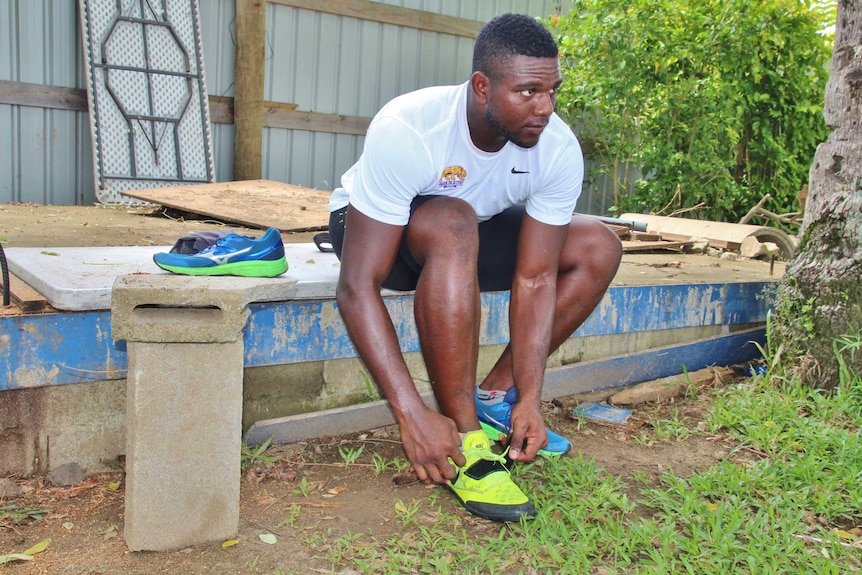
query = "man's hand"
(398, 407, 467, 484)
(507, 400, 549, 462)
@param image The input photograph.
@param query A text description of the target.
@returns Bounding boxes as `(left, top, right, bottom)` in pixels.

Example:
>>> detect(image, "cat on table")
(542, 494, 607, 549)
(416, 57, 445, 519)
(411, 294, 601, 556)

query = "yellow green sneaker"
(445, 430, 536, 522)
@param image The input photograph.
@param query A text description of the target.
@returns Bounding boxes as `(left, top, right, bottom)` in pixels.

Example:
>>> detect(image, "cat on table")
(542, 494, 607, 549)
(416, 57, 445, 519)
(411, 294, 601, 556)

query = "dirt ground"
(0, 202, 320, 249)
(1, 390, 740, 575)
(0, 202, 767, 573)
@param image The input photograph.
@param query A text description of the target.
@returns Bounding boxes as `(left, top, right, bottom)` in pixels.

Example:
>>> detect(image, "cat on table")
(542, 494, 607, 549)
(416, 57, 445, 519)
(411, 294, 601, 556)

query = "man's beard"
(484, 104, 538, 149)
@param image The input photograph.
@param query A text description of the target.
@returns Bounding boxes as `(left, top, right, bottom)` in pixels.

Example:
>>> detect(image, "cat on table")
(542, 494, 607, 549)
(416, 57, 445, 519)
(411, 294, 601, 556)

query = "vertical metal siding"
(260, 0, 564, 193)
(2, 0, 611, 213)
(0, 0, 94, 205)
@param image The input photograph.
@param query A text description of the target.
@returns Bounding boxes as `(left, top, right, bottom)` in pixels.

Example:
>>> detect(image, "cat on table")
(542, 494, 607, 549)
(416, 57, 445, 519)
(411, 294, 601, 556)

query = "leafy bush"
(549, 0, 832, 222)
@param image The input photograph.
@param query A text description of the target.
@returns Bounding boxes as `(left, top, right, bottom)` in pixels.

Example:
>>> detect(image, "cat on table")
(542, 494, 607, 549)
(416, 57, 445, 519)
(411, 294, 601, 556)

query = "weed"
(643, 405, 695, 443)
(244, 555, 259, 572)
(834, 330, 862, 395)
(393, 499, 422, 523)
(277, 505, 301, 527)
(337, 444, 364, 466)
(0, 504, 52, 525)
(370, 452, 393, 475)
(241, 436, 275, 470)
(290, 477, 310, 497)
(360, 371, 377, 399)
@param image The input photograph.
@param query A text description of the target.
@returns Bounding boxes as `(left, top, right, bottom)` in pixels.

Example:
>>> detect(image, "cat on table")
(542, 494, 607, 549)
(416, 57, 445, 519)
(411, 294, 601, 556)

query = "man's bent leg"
(406, 198, 536, 521)
(405, 197, 483, 433)
(476, 216, 622, 454)
(479, 215, 622, 391)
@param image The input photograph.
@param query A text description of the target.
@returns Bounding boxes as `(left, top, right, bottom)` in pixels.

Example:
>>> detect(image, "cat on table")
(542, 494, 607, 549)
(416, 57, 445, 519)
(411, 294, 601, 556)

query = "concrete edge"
(243, 327, 765, 446)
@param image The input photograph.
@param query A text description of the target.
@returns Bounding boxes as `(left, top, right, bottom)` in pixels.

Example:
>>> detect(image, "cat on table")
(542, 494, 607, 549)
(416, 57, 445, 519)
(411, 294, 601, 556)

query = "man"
(327, 13, 622, 522)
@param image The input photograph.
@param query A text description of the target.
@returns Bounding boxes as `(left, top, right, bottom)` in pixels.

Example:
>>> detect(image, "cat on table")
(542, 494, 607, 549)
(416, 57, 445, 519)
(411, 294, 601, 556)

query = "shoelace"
(197, 235, 239, 255)
(462, 444, 511, 468)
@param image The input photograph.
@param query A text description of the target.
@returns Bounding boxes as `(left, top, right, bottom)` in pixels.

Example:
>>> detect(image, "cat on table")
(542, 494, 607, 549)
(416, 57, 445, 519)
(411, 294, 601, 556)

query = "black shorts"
(328, 196, 524, 292)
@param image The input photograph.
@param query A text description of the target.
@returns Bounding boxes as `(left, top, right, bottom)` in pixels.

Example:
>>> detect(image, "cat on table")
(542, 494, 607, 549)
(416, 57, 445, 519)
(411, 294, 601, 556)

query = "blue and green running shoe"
(476, 387, 571, 458)
(446, 430, 536, 522)
(153, 228, 288, 277)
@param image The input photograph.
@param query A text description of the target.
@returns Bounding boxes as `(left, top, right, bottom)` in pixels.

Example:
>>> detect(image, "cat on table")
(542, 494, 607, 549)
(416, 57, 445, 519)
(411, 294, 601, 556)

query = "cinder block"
(113, 274, 297, 552)
(112, 274, 296, 343)
(124, 341, 243, 551)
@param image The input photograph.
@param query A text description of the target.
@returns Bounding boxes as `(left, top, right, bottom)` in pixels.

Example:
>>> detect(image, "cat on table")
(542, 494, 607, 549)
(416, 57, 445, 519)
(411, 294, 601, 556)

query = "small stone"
(47, 462, 86, 487)
(740, 237, 781, 259)
(719, 251, 738, 261)
(686, 237, 710, 254)
(0, 477, 21, 499)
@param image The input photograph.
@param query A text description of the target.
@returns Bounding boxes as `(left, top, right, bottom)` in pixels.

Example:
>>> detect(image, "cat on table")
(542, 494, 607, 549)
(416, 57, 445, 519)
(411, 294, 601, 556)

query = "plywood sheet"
(121, 180, 331, 232)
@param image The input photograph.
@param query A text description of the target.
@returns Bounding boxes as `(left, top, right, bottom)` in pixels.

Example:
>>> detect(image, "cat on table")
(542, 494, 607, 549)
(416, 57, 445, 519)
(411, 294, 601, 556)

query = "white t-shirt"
(328, 82, 583, 226)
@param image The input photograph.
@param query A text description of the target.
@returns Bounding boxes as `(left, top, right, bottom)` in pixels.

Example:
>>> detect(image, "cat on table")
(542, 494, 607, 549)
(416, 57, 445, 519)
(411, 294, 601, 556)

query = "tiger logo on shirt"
(439, 165, 466, 190)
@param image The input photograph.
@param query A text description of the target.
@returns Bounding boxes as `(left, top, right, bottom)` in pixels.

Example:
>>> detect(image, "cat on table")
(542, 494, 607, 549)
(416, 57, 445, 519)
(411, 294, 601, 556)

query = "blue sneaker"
(476, 387, 571, 458)
(153, 228, 288, 277)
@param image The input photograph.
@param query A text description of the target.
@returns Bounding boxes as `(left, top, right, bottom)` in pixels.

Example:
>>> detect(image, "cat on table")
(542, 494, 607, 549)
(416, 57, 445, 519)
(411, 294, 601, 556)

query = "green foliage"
(0, 504, 52, 525)
(549, 0, 831, 222)
(240, 436, 275, 470)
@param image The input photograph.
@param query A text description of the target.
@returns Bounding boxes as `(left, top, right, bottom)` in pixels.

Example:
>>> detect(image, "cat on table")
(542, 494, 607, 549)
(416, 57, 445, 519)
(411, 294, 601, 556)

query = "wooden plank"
(208, 96, 369, 134)
(609, 366, 735, 405)
(233, 0, 268, 181)
(120, 180, 331, 232)
(0, 272, 50, 313)
(0, 82, 370, 136)
(659, 232, 741, 251)
(621, 240, 689, 253)
(629, 231, 662, 242)
(269, 0, 484, 38)
(606, 224, 631, 238)
(0, 79, 88, 111)
(263, 108, 371, 135)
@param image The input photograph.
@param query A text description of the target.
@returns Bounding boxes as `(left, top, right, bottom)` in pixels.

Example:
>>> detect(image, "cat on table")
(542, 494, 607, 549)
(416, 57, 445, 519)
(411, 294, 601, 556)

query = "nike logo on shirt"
(511, 167, 529, 174)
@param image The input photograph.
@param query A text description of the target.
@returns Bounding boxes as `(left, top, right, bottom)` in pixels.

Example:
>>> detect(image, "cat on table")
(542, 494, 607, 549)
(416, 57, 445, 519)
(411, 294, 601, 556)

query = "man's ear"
(470, 71, 490, 104)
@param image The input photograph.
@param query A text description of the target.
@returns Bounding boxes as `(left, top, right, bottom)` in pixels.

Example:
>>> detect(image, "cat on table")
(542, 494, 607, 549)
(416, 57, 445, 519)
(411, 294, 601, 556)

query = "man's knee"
(407, 198, 479, 254)
(565, 216, 623, 275)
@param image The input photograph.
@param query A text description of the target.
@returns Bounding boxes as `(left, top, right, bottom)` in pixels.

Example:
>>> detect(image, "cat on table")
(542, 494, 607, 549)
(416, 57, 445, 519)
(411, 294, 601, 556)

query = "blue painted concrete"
(544, 327, 766, 396)
(243, 282, 774, 365)
(0, 282, 774, 391)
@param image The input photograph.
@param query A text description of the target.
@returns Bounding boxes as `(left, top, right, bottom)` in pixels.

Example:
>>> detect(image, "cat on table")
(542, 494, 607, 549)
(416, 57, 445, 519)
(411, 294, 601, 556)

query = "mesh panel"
(80, 0, 215, 204)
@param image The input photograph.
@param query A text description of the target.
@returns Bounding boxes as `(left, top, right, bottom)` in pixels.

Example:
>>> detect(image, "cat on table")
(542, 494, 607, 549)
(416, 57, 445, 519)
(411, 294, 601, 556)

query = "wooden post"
(233, 0, 267, 181)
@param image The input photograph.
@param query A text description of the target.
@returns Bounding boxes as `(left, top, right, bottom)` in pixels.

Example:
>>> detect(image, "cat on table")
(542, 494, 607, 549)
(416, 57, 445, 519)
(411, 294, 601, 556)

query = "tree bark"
(777, 0, 862, 388)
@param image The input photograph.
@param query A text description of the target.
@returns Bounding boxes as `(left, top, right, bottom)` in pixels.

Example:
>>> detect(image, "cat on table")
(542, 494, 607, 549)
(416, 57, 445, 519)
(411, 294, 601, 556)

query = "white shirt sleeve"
(347, 116, 436, 226)
(525, 133, 583, 226)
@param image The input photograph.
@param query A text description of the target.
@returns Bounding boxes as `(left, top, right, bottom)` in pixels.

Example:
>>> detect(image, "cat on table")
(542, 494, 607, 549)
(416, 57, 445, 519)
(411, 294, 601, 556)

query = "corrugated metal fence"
(0, 0, 614, 212)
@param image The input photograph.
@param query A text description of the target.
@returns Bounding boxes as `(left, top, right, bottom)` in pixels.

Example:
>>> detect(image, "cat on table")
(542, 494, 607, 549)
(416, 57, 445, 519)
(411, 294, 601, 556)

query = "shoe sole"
(478, 421, 569, 458)
(445, 483, 537, 522)
(155, 258, 288, 277)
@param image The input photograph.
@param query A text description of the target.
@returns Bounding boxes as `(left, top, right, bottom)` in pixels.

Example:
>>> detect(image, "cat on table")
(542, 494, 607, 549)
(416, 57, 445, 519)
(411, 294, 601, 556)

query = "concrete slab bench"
(1, 244, 777, 551)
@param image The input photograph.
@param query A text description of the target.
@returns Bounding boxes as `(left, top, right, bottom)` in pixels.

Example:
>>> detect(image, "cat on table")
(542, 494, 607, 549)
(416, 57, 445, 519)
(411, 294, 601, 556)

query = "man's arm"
(506, 214, 569, 461)
(336, 207, 466, 483)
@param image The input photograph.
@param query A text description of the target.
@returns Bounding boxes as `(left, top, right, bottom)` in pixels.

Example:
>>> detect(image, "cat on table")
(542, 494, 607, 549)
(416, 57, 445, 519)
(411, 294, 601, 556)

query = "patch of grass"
(293, 333, 862, 574)
(637, 405, 697, 444)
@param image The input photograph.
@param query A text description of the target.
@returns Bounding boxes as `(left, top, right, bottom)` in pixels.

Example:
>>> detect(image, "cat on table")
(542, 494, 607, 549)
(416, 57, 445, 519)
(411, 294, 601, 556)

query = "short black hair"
(472, 13, 558, 80)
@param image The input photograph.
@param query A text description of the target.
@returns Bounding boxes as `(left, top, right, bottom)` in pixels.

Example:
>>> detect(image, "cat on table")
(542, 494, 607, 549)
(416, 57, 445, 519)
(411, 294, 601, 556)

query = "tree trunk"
(777, 0, 862, 388)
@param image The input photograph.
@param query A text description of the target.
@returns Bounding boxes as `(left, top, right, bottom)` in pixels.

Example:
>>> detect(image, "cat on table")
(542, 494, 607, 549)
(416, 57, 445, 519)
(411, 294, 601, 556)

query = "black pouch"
(169, 230, 235, 255)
